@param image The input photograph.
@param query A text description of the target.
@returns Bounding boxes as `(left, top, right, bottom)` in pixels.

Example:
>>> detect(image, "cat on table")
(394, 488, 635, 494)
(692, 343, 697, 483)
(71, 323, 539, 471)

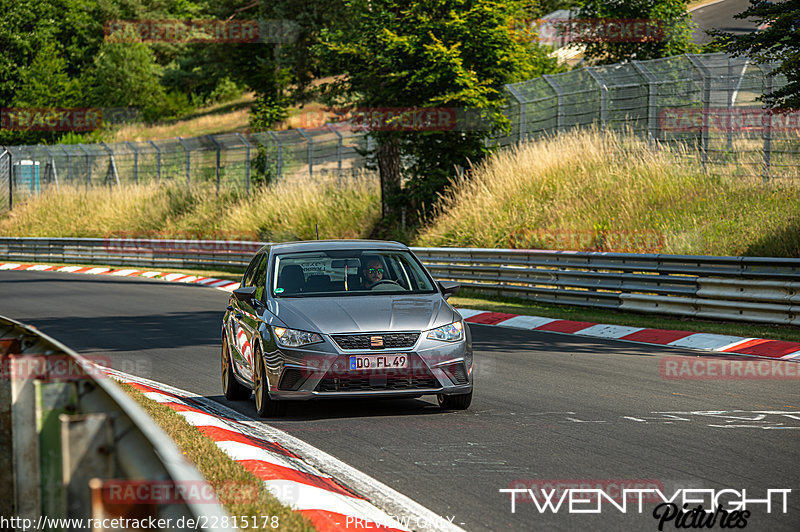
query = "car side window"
(254, 254, 269, 301)
(242, 253, 261, 287)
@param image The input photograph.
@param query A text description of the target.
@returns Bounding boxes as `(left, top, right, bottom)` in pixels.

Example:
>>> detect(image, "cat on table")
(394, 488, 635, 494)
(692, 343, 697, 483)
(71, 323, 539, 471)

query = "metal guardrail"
(1, 237, 798, 325)
(0, 315, 230, 528)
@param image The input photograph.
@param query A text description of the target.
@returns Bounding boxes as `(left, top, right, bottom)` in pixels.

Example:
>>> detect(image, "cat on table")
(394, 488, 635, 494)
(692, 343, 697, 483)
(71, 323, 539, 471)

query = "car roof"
(260, 240, 409, 255)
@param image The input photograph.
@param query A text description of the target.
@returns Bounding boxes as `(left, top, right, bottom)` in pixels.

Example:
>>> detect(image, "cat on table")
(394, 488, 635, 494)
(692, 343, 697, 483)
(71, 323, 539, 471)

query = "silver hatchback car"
(221, 240, 473, 417)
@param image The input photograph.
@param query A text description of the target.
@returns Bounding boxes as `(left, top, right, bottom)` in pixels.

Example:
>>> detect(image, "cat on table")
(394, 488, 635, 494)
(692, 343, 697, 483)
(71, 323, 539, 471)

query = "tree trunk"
(376, 135, 401, 219)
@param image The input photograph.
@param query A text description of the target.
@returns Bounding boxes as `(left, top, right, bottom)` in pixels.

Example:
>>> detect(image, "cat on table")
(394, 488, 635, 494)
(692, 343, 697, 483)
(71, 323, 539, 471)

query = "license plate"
(349, 355, 408, 370)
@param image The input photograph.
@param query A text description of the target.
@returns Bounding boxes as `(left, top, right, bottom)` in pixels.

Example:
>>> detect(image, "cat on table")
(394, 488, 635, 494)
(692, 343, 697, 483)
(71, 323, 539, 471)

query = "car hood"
(268, 293, 458, 334)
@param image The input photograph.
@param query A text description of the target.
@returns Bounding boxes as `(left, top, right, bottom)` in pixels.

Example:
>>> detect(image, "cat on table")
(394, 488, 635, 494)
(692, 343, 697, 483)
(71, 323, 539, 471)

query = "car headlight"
(426, 321, 464, 342)
(273, 327, 323, 347)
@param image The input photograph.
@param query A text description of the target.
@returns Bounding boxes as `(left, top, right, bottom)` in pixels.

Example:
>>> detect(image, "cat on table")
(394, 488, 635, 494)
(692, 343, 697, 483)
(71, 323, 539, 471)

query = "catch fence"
(1, 53, 796, 211)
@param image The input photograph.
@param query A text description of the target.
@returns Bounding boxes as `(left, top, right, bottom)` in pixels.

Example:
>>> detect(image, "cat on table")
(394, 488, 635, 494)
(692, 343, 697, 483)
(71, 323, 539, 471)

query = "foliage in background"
(414, 129, 800, 258)
(709, 0, 800, 110)
(575, 0, 698, 64)
(320, 0, 562, 229)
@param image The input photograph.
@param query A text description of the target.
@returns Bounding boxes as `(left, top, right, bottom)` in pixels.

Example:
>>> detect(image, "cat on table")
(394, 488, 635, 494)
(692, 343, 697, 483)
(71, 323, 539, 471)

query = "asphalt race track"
(2, 270, 798, 531)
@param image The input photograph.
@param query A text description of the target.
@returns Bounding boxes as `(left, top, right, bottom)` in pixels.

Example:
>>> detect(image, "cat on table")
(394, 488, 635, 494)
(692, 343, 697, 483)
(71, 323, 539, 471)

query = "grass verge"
(451, 290, 800, 343)
(118, 381, 315, 530)
(414, 129, 800, 258)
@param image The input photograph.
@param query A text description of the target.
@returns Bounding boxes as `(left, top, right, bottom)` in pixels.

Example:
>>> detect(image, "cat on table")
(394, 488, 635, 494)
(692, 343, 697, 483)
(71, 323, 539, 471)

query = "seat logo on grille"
(370, 336, 383, 347)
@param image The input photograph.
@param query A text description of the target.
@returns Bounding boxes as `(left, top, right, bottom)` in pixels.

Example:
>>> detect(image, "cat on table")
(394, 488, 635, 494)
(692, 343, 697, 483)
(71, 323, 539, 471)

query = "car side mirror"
(232, 286, 257, 303)
(438, 280, 460, 300)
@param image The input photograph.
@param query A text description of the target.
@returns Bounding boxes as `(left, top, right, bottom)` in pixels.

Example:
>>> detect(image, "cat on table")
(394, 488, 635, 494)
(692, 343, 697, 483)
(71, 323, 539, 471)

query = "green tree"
(321, 0, 559, 226)
(709, 0, 799, 110)
(575, 0, 697, 64)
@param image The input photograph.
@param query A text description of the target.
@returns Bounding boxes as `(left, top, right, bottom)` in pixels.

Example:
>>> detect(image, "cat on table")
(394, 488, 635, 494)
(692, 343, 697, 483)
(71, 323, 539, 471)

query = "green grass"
(414, 129, 800, 258)
(119, 382, 315, 530)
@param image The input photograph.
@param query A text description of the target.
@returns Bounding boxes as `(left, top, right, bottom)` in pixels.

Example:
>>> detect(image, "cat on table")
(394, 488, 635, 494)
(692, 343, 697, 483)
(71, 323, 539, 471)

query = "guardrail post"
(177, 136, 191, 187)
(327, 124, 343, 173)
(543, 75, 564, 133)
(149, 140, 161, 183)
(78, 143, 91, 185)
(505, 84, 526, 143)
(236, 133, 252, 193)
(125, 141, 139, 184)
(207, 135, 221, 195)
(297, 128, 313, 177)
(268, 131, 283, 179)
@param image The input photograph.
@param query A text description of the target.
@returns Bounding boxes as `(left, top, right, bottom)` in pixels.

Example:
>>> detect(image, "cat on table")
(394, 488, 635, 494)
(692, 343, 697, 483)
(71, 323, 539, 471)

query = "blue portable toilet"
(13, 160, 40, 194)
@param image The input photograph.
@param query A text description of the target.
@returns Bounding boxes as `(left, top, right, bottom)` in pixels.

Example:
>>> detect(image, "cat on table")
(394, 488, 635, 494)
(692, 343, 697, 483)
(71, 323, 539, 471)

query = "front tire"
(437, 391, 472, 410)
(254, 347, 286, 418)
(222, 333, 250, 400)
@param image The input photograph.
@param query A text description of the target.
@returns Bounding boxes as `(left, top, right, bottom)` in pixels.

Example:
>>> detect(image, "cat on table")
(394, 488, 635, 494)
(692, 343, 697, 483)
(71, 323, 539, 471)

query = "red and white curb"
(456, 309, 800, 361)
(105, 369, 463, 532)
(0, 262, 240, 292)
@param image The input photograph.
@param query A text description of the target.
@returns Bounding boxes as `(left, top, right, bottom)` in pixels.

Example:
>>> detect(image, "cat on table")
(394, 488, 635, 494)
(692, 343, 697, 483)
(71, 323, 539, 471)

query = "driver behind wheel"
(360, 257, 386, 289)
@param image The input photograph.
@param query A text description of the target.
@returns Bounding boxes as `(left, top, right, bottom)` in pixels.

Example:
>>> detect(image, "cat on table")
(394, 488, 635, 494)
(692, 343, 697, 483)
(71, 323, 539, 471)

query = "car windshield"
(272, 249, 437, 297)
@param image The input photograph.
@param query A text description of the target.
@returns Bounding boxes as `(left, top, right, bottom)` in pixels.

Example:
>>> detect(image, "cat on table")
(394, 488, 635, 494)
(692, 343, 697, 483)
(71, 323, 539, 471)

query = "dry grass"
(119, 382, 315, 530)
(414, 129, 800, 257)
(0, 173, 381, 241)
(109, 94, 256, 142)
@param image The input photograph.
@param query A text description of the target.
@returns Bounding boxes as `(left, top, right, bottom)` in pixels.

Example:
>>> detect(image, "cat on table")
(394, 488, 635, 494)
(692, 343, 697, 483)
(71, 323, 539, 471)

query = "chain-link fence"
(0, 149, 10, 212)
(1, 53, 795, 211)
(503, 53, 797, 178)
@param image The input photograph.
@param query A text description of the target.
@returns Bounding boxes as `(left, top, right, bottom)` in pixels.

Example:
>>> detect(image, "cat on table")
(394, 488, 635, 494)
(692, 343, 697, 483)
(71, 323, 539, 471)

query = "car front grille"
(314, 354, 440, 392)
(316, 375, 439, 392)
(331, 332, 420, 350)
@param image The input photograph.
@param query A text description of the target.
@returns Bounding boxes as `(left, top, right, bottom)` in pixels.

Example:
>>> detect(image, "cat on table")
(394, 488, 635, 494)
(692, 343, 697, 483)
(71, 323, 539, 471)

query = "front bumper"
(264, 331, 473, 400)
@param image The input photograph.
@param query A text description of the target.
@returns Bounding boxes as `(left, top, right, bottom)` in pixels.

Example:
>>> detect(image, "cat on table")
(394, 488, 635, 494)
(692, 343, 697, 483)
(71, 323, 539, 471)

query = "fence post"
(631, 60, 658, 142)
(297, 128, 313, 177)
(61, 145, 72, 182)
(148, 140, 161, 183)
(327, 124, 343, 173)
(268, 131, 282, 179)
(99, 142, 120, 187)
(5, 149, 11, 210)
(686, 55, 711, 173)
(762, 70, 773, 181)
(207, 135, 221, 195)
(585, 67, 608, 134)
(40, 145, 59, 191)
(78, 144, 92, 185)
(125, 141, 138, 184)
(236, 133, 251, 193)
(505, 84, 526, 143)
(177, 136, 191, 187)
(543, 75, 564, 133)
